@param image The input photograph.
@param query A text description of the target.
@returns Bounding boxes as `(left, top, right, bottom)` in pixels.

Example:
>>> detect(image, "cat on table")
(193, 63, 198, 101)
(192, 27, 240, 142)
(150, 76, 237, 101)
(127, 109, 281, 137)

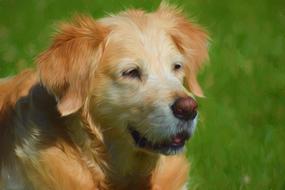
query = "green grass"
(0, 0, 284, 189)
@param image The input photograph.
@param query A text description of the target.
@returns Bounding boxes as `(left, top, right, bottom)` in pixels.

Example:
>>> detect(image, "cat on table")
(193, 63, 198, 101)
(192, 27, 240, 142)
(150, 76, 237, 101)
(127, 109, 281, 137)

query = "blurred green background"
(0, 0, 284, 189)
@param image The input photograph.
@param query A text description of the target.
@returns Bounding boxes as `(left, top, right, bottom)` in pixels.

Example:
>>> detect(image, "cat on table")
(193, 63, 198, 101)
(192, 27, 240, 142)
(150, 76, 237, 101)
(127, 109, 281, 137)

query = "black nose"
(171, 97, 198, 121)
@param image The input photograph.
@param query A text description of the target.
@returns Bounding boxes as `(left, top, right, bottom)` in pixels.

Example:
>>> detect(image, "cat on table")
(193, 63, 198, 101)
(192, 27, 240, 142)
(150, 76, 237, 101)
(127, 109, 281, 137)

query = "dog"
(0, 3, 208, 190)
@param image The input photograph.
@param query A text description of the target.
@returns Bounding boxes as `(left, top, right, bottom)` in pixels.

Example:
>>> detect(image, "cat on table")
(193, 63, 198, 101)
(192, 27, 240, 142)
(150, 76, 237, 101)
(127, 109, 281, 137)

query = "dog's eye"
(173, 62, 183, 71)
(122, 68, 141, 79)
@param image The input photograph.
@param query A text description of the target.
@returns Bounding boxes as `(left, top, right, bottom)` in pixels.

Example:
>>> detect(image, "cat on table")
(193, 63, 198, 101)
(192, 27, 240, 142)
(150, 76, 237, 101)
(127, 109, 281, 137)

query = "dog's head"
(37, 4, 208, 155)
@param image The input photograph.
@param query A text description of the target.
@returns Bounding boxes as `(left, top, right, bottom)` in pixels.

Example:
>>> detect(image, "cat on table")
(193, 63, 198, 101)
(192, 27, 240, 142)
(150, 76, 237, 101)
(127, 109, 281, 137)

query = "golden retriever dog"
(0, 3, 208, 190)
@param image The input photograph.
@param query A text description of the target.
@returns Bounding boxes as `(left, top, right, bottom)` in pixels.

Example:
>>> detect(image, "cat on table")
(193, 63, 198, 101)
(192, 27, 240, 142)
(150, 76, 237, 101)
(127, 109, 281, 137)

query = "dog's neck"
(102, 126, 160, 189)
(67, 114, 161, 189)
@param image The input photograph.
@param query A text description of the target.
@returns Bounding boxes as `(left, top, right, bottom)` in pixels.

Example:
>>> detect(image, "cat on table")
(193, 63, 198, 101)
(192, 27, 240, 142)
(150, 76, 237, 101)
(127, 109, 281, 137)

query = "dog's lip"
(127, 125, 191, 155)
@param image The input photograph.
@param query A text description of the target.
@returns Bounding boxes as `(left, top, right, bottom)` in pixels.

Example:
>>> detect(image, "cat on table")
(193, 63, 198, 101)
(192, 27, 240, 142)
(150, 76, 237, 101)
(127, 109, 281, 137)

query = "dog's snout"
(171, 97, 198, 121)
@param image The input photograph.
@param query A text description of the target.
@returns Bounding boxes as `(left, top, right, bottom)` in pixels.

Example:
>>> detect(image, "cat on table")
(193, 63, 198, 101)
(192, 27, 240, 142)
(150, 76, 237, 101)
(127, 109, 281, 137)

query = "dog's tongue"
(172, 138, 183, 145)
(171, 134, 185, 145)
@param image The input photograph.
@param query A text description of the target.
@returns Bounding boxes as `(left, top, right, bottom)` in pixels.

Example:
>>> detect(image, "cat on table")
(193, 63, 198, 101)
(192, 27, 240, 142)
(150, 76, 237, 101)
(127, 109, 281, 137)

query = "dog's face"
(92, 21, 197, 155)
(37, 5, 208, 155)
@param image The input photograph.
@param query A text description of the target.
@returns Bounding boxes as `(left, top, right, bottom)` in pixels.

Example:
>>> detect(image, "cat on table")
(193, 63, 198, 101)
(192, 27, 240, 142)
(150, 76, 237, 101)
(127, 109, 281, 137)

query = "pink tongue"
(172, 135, 183, 144)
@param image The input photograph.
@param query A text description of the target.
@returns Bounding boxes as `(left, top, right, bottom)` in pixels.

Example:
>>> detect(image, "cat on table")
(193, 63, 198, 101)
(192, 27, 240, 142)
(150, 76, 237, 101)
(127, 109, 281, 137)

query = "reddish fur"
(0, 70, 36, 111)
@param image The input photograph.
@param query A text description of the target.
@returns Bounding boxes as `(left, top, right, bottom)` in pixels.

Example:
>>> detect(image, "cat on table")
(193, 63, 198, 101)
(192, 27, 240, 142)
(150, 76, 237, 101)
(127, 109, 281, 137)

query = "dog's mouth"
(128, 126, 191, 155)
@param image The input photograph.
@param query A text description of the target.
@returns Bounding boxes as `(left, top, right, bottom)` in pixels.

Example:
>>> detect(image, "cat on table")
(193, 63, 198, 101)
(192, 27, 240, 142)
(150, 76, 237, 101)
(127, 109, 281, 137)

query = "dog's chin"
(127, 125, 191, 155)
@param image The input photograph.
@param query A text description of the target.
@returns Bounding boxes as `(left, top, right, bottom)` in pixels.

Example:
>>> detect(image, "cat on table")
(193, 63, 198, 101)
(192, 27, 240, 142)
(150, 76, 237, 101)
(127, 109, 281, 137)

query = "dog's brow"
(172, 55, 185, 63)
(119, 58, 137, 64)
(118, 59, 141, 70)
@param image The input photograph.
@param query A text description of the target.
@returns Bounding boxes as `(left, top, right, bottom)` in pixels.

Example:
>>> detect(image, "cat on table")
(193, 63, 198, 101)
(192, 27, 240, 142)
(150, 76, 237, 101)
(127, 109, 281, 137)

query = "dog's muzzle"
(128, 126, 191, 155)
(128, 96, 198, 155)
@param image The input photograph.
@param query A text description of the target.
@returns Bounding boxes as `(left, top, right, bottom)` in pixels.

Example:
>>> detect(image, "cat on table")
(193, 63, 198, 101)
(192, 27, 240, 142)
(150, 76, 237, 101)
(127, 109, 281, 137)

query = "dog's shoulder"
(0, 69, 37, 159)
(0, 69, 65, 163)
(0, 70, 101, 190)
(0, 69, 37, 109)
(0, 69, 37, 127)
(0, 70, 38, 189)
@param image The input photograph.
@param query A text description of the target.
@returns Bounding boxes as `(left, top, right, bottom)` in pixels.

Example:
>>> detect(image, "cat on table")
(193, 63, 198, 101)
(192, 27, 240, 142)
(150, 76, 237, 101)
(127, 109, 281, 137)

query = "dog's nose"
(171, 97, 198, 121)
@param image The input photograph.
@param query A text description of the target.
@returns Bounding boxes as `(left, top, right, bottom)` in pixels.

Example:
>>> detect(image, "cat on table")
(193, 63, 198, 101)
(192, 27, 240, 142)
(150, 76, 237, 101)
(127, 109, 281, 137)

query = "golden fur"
(0, 3, 208, 190)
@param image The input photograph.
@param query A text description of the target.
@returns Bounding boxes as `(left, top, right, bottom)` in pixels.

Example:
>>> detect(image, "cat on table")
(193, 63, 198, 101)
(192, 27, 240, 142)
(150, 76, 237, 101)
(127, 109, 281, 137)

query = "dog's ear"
(37, 16, 108, 116)
(157, 3, 209, 97)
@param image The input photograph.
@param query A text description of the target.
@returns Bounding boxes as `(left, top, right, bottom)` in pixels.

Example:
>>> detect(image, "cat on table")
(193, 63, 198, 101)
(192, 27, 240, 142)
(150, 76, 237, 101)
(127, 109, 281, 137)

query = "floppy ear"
(157, 3, 209, 97)
(37, 16, 108, 116)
